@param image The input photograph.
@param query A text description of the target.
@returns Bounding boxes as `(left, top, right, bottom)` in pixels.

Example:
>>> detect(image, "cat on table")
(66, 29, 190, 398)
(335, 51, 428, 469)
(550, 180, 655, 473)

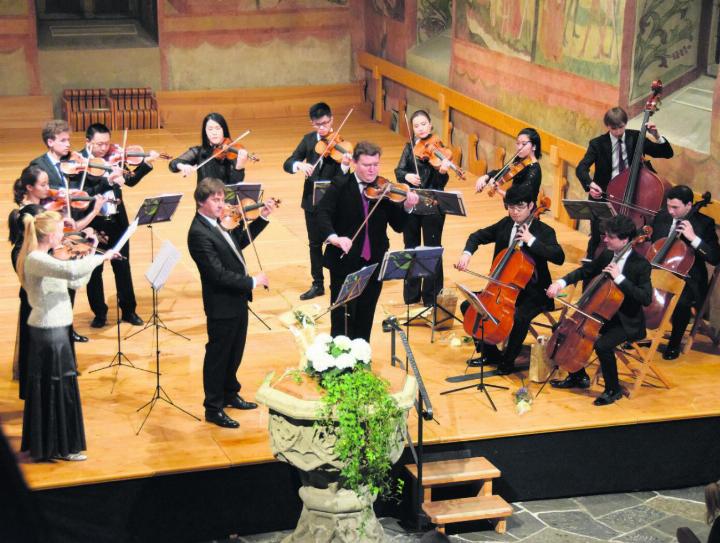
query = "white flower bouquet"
(305, 334, 372, 376)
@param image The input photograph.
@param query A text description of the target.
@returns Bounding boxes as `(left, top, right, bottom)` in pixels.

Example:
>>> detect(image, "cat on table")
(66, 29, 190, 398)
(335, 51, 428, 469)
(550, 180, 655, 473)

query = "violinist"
(475, 128, 542, 202)
(650, 185, 720, 360)
(395, 110, 450, 306)
(28, 120, 78, 190)
(547, 215, 652, 406)
(283, 102, 351, 301)
(456, 184, 564, 374)
(169, 112, 248, 184)
(317, 141, 419, 341)
(576, 107, 673, 257)
(81, 123, 157, 328)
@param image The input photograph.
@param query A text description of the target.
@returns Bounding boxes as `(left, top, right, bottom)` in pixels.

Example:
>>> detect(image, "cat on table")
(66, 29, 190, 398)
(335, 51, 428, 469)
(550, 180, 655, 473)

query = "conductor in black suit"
(187, 178, 276, 429)
(283, 102, 351, 301)
(547, 215, 653, 406)
(576, 107, 674, 257)
(456, 184, 565, 374)
(650, 185, 720, 359)
(316, 141, 419, 341)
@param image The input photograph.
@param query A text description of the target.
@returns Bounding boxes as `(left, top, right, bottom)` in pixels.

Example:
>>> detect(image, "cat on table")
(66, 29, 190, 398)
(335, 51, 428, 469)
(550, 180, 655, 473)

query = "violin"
(108, 144, 172, 166)
(461, 196, 551, 344)
(413, 135, 466, 180)
(52, 232, 96, 260)
(486, 156, 533, 197)
(546, 227, 651, 373)
(363, 176, 436, 206)
(219, 198, 281, 230)
(211, 138, 259, 162)
(643, 192, 711, 329)
(44, 188, 95, 212)
(315, 132, 353, 163)
(59, 152, 133, 179)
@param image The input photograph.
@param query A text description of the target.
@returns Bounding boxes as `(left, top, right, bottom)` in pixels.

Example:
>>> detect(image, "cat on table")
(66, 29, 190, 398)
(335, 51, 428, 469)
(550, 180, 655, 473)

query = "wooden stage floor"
(1, 113, 719, 492)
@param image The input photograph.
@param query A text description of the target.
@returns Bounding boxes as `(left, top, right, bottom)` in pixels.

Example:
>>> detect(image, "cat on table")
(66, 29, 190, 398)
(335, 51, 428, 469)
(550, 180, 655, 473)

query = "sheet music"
(112, 218, 139, 253)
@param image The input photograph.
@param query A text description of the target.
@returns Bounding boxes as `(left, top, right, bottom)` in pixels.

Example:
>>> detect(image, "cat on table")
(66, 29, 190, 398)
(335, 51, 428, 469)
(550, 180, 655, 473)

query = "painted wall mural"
(417, 0, 451, 43)
(165, 0, 346, 13)
(630, 0, 700, 102)
(372, 0, 404, 21)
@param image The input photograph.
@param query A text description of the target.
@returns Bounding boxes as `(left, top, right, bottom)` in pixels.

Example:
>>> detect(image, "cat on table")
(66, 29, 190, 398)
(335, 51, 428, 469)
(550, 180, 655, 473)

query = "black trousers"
(329, 265, 382, 341)
(86, 218, 136, 318)
(304, 209, 325, 287)
(203, 310, 249, 411)
(572, 318, 630, 392)
(402, 212, 445, 305)
(668, 282, 702, 349)
(587, 215, 603, 258)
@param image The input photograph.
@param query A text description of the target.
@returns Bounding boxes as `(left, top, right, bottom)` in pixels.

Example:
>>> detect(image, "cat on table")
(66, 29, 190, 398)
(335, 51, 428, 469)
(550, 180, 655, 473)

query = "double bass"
(462, 196, 551, 344)
(546, 228, 650, 373)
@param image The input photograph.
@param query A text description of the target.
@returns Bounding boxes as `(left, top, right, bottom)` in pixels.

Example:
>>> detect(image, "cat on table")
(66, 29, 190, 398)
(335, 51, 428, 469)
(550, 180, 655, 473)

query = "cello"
(462, 196, 551, 344)
(546, 228, 651, 373)
(643, 192, 711, 329)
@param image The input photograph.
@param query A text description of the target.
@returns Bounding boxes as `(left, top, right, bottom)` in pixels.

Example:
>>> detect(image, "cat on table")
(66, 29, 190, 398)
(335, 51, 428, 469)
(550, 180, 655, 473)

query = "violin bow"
(404, 114, 421, 178)
(235, 192, 268, 290)
(78, 144, 91, 192)
(195, 130, 251, 171)
(309, 107, 354, 175)
(477, 141, 530, 193)
(339, 182, 392, 260)
(119, 128, 128, 172)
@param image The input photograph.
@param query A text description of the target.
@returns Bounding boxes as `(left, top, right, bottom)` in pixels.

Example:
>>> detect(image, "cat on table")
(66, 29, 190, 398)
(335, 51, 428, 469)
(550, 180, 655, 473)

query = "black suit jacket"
(316, 174, 408, 275)
(464, 216, 565, 311)
(283, 132, 345, 211)
(187, 213, 268, 319)
(563, 250, 652, 339)
(576, 129, 674, 192)
(29, 153, 83, 191)
(650, 209, 720, 302)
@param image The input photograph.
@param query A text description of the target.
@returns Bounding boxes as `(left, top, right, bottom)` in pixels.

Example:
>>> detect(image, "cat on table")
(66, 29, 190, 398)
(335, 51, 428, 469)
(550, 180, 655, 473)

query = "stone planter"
(256, 368, 417, 543)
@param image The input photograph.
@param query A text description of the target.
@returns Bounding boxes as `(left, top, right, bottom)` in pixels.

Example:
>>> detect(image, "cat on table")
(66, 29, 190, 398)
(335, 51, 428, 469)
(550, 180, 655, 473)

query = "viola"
(462, 196, 551, 344)
(486, 156, 533, 197)
(59, 153, 131, 179)
(643, 192, 711, 329)
(363, 176, 436, 206)
(546, 227, 651, 373)
(413, 135, 466, 180)
(219, 197, 281, 230)
(44, 188, 95, 212)
(315, 132, 354, 163)
(211, 138, 259, 162)
(108, 144, 172, 166)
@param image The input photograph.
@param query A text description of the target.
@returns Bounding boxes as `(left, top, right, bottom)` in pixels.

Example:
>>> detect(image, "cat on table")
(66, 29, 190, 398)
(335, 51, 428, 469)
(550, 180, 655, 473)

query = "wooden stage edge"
(0, 112, 719, 493)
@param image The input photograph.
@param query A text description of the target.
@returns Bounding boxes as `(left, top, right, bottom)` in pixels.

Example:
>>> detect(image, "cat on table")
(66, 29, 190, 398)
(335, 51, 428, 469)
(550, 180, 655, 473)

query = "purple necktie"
(360, 191, 371, 261)
(618, 139, 626, 173)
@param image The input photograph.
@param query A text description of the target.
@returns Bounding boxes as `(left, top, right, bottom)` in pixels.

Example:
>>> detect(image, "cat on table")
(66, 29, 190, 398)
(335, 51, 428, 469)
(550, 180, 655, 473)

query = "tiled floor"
(212, 486, 711, 542)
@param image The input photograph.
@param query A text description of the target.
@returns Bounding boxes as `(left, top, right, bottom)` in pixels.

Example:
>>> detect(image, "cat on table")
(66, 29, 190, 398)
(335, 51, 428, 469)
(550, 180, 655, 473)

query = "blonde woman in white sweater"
(16, 211, 119, 462)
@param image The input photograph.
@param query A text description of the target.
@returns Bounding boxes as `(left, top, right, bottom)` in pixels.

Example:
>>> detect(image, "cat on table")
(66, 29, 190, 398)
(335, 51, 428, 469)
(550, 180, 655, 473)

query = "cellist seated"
(546, 215, 653, 406)
(456, 184, 565, 375)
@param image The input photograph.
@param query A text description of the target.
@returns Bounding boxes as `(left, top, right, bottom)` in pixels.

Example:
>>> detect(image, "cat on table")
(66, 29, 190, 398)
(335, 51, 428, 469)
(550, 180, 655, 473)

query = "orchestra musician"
(456, 184, 564, 374)
(169, 112, 248, 184)
(16, 210, 119, 461)
(283, 102, 351, 301)
(80, 123, 158, 328)
(576, 107, 674, 257)
(316, 141, 419, 341)
(547, 215, 652, 406)
(395, 110, 450, 306)
(475, 128, 542, 203)
(28, 120, 79, 190)
(650, 185, 720, 360)
(187, 178, 276, 429)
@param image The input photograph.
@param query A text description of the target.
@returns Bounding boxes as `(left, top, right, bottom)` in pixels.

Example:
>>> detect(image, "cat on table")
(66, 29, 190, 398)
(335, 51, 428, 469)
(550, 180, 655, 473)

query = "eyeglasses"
(311, 119, 332, 128)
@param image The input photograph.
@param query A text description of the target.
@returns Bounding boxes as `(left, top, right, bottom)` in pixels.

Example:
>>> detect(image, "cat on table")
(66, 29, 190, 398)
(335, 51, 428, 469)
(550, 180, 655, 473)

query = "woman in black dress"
(169, 112, 248, 184)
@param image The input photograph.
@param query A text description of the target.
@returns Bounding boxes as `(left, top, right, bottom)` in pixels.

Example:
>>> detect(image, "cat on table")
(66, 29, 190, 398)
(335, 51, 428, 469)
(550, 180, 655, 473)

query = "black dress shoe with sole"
(205, 410, 239, 428)
(90, 316, 107, 328)
(225, 395, 258, 410)
(299, 285, 325, 301)
(593, 389, 622, 406)
(495, 364, 515, 375)
(550, 374, 591, 389)
(121, 313, 144, 326)
(662, 346, 681, 360)
(71, 330, 89, 343)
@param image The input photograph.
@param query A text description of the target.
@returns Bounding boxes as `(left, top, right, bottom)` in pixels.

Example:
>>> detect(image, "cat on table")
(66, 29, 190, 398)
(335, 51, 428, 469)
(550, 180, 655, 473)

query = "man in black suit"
(456, 184, 565, 374)
(576, 107, 674, 257)
(316, 141, 419, 341)
(650, 185, 720, 359)
(547, 215, 653, 406)
(187, 178, 276, 428)
(283, 102, 351, 301)
(80, 123, 158, 328)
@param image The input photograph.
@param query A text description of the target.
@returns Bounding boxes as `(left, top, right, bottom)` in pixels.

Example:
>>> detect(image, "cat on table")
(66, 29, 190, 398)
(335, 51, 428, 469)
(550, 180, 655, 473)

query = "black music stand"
(315, 264, 378, 336)
(126, 194, 188, 341)
(562, 199, 615, 221)
(415, 189, 468, 218)
(313, 180, 332, 207)
(224, 182, 263, 204)
(441, 283, 508, 411)
(136, 240, 199, 433)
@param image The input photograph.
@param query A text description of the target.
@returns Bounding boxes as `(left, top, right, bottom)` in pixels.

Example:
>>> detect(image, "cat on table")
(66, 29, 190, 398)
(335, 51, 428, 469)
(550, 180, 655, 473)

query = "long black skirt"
(13, 287, 31, 400)
(21, 326, 86, 461)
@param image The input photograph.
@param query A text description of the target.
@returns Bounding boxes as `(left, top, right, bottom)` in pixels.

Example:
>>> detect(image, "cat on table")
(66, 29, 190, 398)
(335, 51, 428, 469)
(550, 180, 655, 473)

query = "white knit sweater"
(23, 252, 104, 328)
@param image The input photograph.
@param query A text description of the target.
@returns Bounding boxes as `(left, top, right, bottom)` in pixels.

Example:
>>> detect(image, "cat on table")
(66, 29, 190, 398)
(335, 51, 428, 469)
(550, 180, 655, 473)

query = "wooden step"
(406, 457, 501, 487)
(423, 495, 513, 533)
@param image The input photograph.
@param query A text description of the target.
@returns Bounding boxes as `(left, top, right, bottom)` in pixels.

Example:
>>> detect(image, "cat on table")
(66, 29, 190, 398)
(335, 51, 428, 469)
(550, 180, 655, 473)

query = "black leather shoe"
(662, 346, 681, 360)
(495, 364, 515, 375)
(550, 374, 591, 389)
(299, 285, 325, 300)
(121, 312, 144, 326)
(90, 316, 107, 328)
(593, 389, 622, 406)
(225, 395, 258, 410)
(71, 330, 89, 343)
(205, 410, 239, 428)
